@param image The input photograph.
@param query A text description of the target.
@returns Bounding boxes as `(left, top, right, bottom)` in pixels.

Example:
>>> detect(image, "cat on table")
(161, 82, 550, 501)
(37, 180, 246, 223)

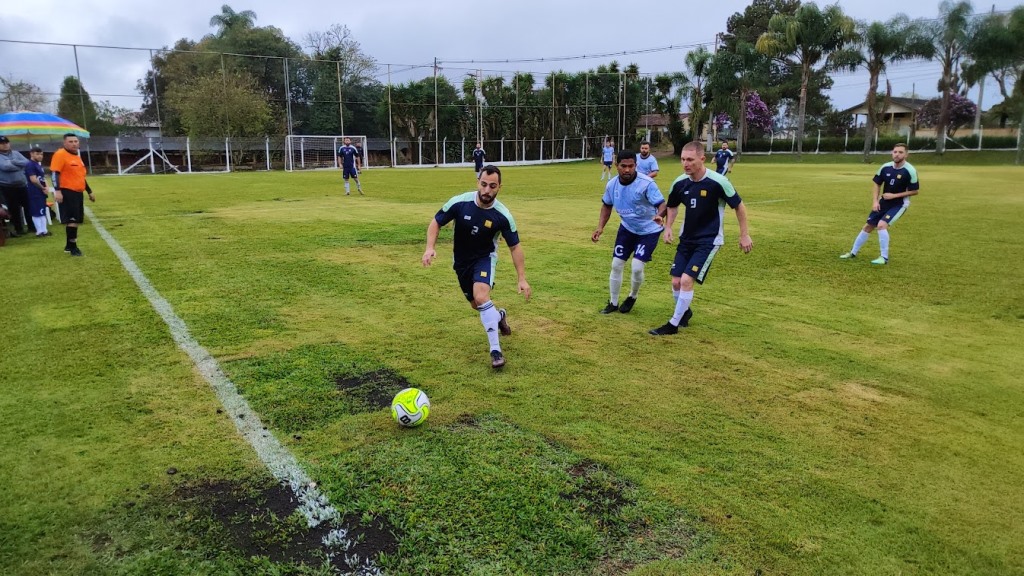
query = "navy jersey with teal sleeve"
(337, 145, 359, 170)
(24, 160, 46, 188)
(714, 149, 734, 171)
(602, 173, 664, 236)
(473, 148, 486, 169)
(666, 170, 742, 246)
(873, 161, 919, 210)
(435, 192, 520, 268)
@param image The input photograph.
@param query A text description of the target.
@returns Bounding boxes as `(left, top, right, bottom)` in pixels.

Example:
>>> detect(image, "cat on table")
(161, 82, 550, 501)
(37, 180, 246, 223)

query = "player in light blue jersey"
(713, 142, 735, 175)
(600, 138, 615, 181)
(635, 141, 659, 179)
(423, 165, 532, 369)
(839, 143, 920, 265)
(592, 149, 665, 314)
(336, 137, 363, 195)
(649, 141, 753, 335)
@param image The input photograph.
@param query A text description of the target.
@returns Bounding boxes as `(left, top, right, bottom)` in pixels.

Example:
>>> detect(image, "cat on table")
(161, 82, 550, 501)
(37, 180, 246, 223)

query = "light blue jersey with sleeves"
(602, 146, 615, 162)
(636, 153, 659, 176)
(602, 173, 665, 236)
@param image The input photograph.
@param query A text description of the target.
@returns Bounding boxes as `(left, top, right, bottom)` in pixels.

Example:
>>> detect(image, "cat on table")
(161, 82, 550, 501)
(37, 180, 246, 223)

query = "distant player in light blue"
(839, 143, 920, 265)
(592, 149, 665, 314)
(713, 141, 735, 175)
(472, 142, 486, 177)
(336, 137, 362, 195)
(600, 138, 615, 181)
(636, 141, 659, 179)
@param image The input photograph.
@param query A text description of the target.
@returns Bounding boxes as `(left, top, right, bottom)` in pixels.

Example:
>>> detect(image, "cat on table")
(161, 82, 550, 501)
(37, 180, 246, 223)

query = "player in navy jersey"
(422, 165, 532, 369)
(649, 141, 753, 335)
(472, 142, 486, 177)
(592, 149, 665, 314)
(600, 138, 615, 181)
(635, 141, 660, 179)
(336, 137, 362, 195)
(839, 143, 920, 265)
(713, 142, 735, 175)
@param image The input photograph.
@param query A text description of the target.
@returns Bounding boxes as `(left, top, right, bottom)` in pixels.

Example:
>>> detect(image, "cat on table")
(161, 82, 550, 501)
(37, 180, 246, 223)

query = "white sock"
(672, 289, 680, 302)
(356, 179, 362, 191)
(478, 300, 501, 352)
(670, 290, 694, 326)
(609, 258, 625, 305)
(32, 216, 47, 234)
(878, 229, 890, 259)
(852, 230, 870, 254)
(629, 258, 645, 298)
(344, 181, 350, 194)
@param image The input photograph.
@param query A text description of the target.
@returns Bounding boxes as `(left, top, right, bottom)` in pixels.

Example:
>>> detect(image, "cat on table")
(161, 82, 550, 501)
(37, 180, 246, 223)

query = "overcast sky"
(0, 0, 1016, 116)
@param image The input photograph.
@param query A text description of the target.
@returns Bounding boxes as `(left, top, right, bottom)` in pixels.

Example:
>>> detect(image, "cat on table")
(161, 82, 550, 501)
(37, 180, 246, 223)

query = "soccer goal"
(284, 135, 368, 171)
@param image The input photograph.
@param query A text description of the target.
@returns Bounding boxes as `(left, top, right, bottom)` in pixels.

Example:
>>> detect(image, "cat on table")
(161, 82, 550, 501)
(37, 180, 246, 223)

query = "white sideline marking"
(85, 207, 379, 574)
(744, 198, 790, 205)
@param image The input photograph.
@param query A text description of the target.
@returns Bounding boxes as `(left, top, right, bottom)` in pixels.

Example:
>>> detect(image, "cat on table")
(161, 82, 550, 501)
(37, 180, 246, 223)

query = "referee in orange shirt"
(50, 133, 94, 256)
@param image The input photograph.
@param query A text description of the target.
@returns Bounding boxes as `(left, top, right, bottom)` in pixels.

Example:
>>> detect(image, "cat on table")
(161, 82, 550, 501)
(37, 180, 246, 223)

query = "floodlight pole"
(337, 61, 345, 137)
(434, 57, 439, 166)
(388, 64, 395, 167)
(72, 44, 93, 174)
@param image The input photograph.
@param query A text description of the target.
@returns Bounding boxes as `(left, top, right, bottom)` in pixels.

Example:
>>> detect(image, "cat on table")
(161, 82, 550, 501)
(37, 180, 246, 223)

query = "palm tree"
(209, 5, 257, 36)
(756, 3, 856, 158)
(680, 47, 713, 140)
(926, 1, 974, 154)
(708, 40, 772, 152)
(838, 15, 934, 162)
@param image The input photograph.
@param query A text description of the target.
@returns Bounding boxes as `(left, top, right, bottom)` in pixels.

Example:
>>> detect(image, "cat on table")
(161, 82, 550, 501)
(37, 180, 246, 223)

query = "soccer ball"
(391, 388, 430, 427)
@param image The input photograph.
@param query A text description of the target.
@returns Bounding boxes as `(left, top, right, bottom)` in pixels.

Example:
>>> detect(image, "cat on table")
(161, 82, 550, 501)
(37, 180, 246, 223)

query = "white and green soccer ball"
(391, 388, 430, 427)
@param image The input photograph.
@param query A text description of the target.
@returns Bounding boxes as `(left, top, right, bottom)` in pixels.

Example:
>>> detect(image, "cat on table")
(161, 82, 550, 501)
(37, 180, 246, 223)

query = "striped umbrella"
(0, 111, 90, 144)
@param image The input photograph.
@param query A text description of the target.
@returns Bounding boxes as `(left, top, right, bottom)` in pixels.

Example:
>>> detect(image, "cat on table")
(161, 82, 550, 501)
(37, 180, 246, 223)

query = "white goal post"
(284, 135, 368, 172)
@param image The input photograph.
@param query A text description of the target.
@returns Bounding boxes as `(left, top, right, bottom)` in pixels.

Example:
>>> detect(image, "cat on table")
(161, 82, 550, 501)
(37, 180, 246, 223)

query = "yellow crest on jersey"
(700, 190, 708, 197)
(897, 175, 902, 179)
(484, 220, 493, 228)
(480, 271, 488, 277)
(691, 265, 699, 272)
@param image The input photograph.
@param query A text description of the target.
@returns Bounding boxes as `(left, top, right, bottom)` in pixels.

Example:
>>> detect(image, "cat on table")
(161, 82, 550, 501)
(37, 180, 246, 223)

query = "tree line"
(3, 2, 1022, 162)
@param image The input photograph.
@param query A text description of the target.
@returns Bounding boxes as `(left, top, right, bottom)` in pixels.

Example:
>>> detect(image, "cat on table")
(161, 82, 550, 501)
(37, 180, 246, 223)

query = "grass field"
(2, 154, 1022, 575)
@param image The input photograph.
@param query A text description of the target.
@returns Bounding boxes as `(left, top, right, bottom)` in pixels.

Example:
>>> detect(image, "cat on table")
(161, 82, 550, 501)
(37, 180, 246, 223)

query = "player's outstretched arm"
(422, 219, 440, 266)
(662, 206, 678, 244)
(592, 204, 613, 243)
(735, 202, 753, 253)
(509, 243, 531, 301)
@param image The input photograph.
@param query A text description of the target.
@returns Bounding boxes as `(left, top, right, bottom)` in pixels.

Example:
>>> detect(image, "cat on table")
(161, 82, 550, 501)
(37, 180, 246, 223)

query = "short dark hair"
(30, 145, 43, 153)
(479, 164, 501, 183)
(639, 141, 650, 146)
(616, 149, 637, 164)
(63, 133, 78, 140)
(894, 142, 907, 150)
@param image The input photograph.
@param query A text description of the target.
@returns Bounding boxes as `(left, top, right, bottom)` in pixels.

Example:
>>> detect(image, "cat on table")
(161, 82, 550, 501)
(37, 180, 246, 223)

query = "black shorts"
(670, 242, 721, 285)
(59, 189, 85, 224)
(455, 257, 495, 301)
(343, 167, 359, 179)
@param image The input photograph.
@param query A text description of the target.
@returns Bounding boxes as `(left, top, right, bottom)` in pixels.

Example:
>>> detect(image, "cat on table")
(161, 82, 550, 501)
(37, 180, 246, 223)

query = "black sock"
(67, 226, 78, 247)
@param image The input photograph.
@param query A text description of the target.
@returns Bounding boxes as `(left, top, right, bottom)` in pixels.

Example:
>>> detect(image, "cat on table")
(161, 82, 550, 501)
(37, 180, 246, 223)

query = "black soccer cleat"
(679, 308, 693, 327)
(490, 350, 506, 369)
(619, 296, 637, 313)
(69, 247, 83, 257)
(498, 308, 512, 336)
(648, 322, 679, 336)
(600, 302, 619, 314)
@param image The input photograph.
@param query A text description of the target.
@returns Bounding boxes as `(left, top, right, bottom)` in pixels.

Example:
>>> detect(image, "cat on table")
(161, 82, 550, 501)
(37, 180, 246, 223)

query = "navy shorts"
(613, 225, 661, 263)
(603, 161, 613, 167)
(670, 242, 721, 285)
(866, 204, 907, 227)
(716, 165, 728, 174)
(59, 189, 85, 224)
(455, 257, 495, 302)
(343, 166, 359, 179)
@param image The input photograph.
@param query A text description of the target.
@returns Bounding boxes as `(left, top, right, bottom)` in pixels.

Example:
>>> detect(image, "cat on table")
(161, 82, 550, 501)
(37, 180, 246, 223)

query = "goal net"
(285, 135, 368, 171)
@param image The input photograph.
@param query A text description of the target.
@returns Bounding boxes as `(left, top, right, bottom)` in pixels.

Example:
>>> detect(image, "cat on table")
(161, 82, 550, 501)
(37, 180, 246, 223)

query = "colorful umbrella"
(0, 111, 90, 144)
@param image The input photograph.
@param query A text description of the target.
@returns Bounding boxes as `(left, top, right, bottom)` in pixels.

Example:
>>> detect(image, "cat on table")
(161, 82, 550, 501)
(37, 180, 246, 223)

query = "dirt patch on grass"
(561, 458, 635, 530)
(176, 478, 398, 573)
(334, 368, 412, 412)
